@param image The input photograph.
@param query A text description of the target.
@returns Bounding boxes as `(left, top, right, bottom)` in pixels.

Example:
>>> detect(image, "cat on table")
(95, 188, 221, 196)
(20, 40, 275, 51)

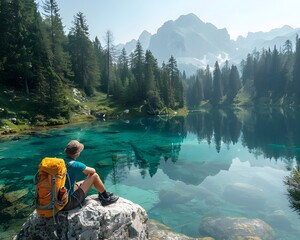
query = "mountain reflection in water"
(1, 108, 300, 239)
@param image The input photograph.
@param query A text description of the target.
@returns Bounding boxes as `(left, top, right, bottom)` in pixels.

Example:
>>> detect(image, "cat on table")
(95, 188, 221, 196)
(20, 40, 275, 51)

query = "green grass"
(0, 85, 187, 135)
(0, 86, 146, 134)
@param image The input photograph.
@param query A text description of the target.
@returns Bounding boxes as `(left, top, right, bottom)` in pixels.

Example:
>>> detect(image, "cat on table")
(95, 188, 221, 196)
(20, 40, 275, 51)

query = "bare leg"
(74, 180, 84, 190)
(79, 173, 105, 195)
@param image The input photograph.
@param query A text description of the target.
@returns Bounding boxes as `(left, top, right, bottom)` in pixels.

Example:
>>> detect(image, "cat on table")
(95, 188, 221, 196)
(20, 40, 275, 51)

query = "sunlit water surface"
(0, 113, 300, 239)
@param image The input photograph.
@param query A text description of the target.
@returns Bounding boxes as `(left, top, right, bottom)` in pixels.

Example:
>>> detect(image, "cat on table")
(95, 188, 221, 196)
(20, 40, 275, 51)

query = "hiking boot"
(106, 191, 114, 197)
(98, 193, 119, 206)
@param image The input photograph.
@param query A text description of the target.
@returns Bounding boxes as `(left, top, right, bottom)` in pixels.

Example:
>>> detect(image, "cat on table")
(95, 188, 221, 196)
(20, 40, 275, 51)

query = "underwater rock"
(222, 183, 265, 209)
(1, 203, 31, 218)
(266, 210, 294, 231)
(148, 219, 213, 240)
(0, 184, 8, 194)
(158, 188, 192, 205)
(200, 217, 275, 240)
(4, 188, 29, 204)
(23, 175, 34, 181)
(0, 184, 7, 203)
(112, 153, 129, 161)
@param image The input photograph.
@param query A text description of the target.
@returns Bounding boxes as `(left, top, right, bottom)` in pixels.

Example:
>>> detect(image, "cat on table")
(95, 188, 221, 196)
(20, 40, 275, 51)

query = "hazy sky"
(36, 0, 300, 44)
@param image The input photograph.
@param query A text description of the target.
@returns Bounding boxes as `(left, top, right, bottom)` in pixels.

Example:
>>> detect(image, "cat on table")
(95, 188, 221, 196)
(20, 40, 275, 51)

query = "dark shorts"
(62, 187, 86, 211)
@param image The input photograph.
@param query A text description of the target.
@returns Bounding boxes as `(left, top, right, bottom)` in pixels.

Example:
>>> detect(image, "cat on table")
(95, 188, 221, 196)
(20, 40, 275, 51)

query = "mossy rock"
(200, 217, 275, 240)
(1, 203, 32, 218)
(148, 219, 213, 240)
(4, 188, 29, 204)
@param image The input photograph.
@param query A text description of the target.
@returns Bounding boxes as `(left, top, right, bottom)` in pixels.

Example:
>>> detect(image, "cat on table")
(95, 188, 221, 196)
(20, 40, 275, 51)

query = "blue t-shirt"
(64, 157, 87, 198)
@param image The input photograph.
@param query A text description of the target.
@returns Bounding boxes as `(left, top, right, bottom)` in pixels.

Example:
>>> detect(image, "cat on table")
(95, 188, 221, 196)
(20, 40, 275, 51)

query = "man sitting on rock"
(62, 140, 119, 211)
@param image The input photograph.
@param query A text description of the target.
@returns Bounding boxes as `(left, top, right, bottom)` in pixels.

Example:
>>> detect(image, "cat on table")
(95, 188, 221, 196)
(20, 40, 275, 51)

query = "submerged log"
(129, 142, 147, 164)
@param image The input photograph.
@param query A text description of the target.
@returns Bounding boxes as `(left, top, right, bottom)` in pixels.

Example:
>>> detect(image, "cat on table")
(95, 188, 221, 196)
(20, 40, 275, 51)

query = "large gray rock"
(200, 217, 275, 240)
(14, 195, 148, 240)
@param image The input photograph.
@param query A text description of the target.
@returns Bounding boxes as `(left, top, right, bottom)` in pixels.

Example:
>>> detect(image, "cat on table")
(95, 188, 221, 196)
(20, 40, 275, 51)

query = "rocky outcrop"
(14, 195, 148, 240)
(13, 195, 210, 240)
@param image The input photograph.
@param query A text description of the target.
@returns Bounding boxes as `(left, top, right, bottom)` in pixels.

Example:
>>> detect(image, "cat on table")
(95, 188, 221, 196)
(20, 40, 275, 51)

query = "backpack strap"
(66, 160, 75, 168)
(65, 160, 74, 197)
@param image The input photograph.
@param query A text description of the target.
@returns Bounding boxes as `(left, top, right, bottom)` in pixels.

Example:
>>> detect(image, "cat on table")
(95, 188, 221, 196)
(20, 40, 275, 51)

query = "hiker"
(62, 140, 119, 211)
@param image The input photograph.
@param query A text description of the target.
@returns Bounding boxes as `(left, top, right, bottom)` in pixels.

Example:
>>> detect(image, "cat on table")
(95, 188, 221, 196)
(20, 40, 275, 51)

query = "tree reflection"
(186, 107, 300, 165)
(106, 107, 300, 183)
(186, 109, 242, 152)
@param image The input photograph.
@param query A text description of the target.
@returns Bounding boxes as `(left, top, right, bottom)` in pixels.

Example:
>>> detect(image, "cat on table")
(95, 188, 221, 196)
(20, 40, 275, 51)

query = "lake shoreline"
(0, 109, 187, 140)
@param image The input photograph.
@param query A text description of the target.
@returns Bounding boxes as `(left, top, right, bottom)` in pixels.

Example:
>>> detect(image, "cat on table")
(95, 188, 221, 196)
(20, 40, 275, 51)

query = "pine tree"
(93, 36, 103, 87)
(0, 0, 10, 75)
(270, 46, 282, 100)
(1, 0, 38, 93)
(118, 48, 129, 86)
(144, 50, 163, 111)
(68, 12, 99, 95)
(193, 77, 203, 107)
(166, 56, 183, 108)
(102, 30, 116, 98)
(242, 54, 255, 84)
(212, 61, 222, 104)
(131, 41, 145, 101)
(293, 35, 300, 102)
(283, 39, 293, 55)
(221, 60, 230, 96)
(144, 50, 157, 95)
(42, 0, 72, 81)
(203, 65, 212, 100)
(227, 65, 241, 103)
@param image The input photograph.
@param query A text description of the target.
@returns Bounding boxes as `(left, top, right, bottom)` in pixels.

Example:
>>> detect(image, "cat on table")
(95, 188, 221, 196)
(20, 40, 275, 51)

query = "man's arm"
(83, 166, 96, 175)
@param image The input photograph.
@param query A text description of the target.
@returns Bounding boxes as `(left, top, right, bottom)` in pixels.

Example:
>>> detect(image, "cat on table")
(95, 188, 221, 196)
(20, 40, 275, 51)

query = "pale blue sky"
(36, 0, 300, 44)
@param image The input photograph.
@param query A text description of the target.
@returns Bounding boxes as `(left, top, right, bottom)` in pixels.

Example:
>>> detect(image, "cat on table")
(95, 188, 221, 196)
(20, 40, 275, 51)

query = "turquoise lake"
(1, 109, 300, 239)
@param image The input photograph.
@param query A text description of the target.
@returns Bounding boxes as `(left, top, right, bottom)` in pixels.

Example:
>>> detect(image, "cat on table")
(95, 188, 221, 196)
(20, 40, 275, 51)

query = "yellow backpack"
(34, 157, 69, 218)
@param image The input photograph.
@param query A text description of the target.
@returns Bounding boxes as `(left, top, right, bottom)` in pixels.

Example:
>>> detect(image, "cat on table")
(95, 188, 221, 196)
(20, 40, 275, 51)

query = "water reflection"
(121, 108, 300, 180)
(186, 108, 300, 165)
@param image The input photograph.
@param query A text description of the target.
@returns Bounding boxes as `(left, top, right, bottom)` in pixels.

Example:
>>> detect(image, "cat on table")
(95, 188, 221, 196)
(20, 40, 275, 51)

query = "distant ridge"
(117, 13, 300, 76)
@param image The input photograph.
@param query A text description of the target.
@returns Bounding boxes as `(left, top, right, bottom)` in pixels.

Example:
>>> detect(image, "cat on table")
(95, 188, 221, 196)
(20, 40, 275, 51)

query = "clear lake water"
(1, 109, 300, 239)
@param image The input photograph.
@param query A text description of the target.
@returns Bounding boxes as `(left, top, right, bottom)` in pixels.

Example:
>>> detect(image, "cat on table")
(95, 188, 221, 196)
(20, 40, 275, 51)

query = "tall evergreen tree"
(1, 0, 38, 93)
(144, 50, 157, 95)
(68, 12, 99, 95)
(118, 48, 129, 86)
(227, 65, 241, 103)
(283, 39, 293, 55)
(221, 60, 230, 96)
(270, 46, 283, 99)
(193, 77, 203, 107)
(166, 56, 184, 108)
(242, 54, 254, 84)
(293, 35, 300, 102)
(42, 0, 72, 81)
(144, 50, 163, 110)
(102, 30, 116, 98)
(131, 41, 145, 101)
(203, 65, 213, 100)
(0, 0, 10, 74)
(212, 61, 222, 104)
(93, 36, 103, 87)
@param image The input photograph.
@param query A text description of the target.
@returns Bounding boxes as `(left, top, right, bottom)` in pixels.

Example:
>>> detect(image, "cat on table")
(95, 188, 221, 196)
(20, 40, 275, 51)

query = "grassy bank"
(0, 87, 187, 136)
